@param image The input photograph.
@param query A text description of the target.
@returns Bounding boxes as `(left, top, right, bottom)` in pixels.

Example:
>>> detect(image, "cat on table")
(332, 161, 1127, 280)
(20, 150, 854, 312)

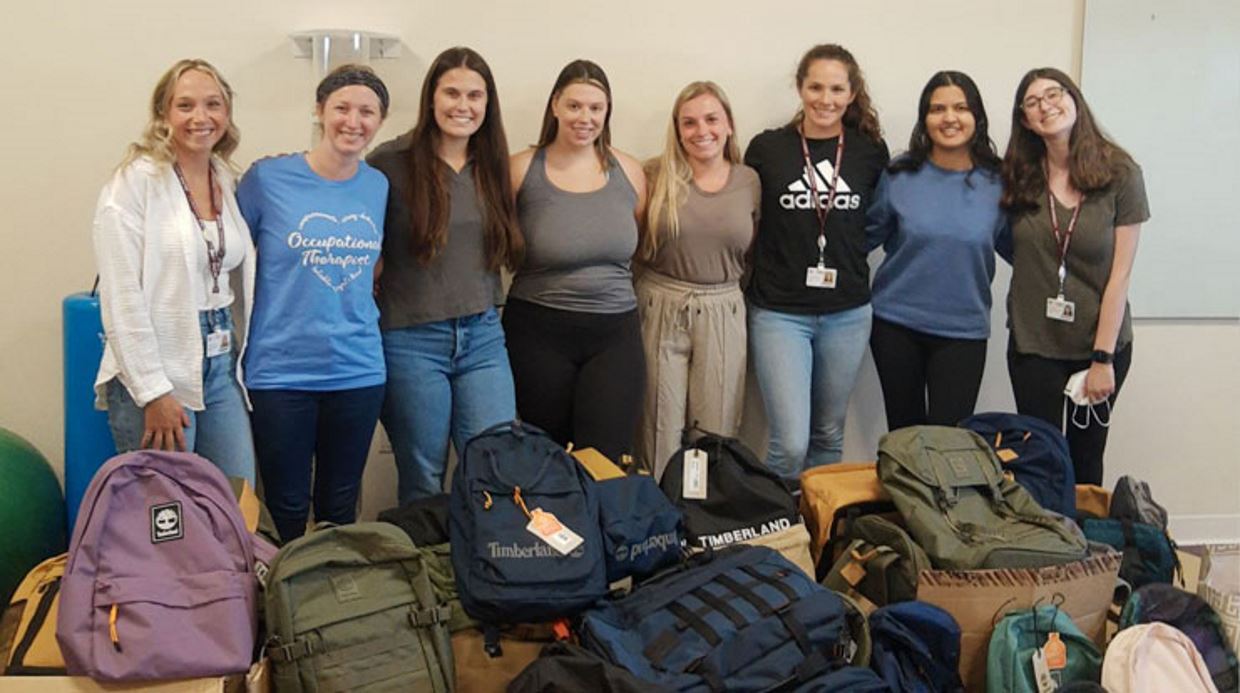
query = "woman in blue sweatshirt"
(865, 71, 1007, 430)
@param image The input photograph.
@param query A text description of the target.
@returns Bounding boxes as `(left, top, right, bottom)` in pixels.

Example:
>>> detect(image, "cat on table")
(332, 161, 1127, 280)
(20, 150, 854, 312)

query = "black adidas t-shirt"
(744, 125, 889, 314)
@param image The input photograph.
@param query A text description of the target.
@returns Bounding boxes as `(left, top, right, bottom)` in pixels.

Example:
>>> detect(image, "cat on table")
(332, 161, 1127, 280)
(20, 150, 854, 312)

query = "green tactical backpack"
(823, 515, 931, 607)
(265, 522, 454, 693)
(877, 426, 1087, 570)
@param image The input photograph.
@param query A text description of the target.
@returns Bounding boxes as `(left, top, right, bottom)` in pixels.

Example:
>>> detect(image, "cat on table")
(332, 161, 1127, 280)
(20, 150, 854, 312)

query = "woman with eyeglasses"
(1001, 67, 1149, 484)
(865, 71, 1006, 431)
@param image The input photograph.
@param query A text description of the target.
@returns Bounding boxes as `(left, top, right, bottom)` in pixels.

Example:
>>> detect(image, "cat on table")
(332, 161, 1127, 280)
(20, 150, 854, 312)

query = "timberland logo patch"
(329, 573, 362, 602)
(150, 502, 183, 543)
(779, 159, 862, 211)
(695, 516, 794, 549)
(487, 541, 585, 559)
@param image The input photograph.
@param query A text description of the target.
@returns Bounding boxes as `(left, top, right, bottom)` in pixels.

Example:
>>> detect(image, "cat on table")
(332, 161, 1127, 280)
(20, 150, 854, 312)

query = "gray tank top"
(508, 148, 639, 313)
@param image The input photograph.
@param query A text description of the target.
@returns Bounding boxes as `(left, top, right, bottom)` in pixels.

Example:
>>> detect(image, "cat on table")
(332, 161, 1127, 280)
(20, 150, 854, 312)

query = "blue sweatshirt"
(865, 160, 1006, 339)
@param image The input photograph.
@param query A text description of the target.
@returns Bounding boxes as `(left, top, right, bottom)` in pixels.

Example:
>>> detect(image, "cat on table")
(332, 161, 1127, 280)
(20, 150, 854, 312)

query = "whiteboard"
(1082, 0, 1240, 318)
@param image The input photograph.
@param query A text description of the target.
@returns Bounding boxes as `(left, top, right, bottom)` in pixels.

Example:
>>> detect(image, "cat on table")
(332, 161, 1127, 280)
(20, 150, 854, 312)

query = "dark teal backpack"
(986, 605, 1101, 693)
(1081, 518, 1179, 589)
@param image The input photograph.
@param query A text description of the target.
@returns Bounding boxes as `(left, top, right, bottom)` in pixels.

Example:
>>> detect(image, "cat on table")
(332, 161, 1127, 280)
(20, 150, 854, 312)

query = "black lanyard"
(172, 162, 226, 294)
(799, 126, 845, 266)
(1046, 183, 1084, 297)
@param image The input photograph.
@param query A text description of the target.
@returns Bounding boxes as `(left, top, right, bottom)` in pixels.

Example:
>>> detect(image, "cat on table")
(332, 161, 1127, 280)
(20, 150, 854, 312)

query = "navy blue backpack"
(449, 421, 608, 628)
(959, 412, 1075, 516)
(579, 545, 849, 692)
(869, 601, 964, 693)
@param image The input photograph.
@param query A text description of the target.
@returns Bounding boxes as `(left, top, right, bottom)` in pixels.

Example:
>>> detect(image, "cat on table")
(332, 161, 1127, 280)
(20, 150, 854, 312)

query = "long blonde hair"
(121, 58, 240, 170)
(640, 81, 741, 262)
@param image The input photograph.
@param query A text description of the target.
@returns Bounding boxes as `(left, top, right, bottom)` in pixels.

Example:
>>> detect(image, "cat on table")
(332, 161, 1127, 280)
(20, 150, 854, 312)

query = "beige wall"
(2, 0, 1235, 540)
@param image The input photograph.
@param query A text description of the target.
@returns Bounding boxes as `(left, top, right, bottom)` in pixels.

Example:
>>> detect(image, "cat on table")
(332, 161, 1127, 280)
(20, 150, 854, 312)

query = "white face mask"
(1064, 369, 1111, 429)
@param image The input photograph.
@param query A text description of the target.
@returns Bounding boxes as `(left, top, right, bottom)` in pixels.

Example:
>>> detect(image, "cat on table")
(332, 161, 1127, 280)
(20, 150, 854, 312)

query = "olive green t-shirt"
(640, 164, 760, 285)
(1006, 160, 1150, 359)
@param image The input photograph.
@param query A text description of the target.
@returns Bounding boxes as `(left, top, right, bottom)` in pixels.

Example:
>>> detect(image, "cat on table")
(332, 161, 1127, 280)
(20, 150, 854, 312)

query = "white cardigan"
(92, 155, 256, 410)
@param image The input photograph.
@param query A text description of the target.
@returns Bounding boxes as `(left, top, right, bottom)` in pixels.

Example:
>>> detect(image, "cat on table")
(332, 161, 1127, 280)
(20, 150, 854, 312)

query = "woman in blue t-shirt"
(865, 71, 1007, 430)
(237, 65, 390, 541)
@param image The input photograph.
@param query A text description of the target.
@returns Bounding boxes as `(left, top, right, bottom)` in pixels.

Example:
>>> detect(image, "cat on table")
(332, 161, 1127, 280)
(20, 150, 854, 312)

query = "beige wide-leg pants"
(636, 271, 747, 479)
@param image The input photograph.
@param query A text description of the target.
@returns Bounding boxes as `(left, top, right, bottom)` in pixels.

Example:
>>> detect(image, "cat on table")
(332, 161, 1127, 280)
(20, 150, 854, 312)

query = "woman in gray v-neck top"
(504, 59, 648, 463)
(367, 48, 524, 504)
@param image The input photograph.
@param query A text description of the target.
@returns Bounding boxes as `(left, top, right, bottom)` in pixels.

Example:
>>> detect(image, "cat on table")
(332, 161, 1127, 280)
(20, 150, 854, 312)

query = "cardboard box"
(917, 549, 1121, 691)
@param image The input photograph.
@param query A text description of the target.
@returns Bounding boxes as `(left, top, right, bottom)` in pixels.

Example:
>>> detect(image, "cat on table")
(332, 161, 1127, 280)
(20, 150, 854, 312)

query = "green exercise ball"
(0, 428, 67, 606)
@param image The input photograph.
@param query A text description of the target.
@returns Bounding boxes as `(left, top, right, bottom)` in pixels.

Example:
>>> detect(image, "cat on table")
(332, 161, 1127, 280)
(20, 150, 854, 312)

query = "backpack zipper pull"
(513, 486, 532, 519)
(481, 490, 493, 510)
(109, 604, 122, 652)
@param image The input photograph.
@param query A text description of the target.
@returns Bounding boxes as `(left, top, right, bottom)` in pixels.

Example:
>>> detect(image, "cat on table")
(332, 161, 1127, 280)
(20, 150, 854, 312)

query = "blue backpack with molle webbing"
(578, 545, 852, 692)
(448, 421, 608, 634)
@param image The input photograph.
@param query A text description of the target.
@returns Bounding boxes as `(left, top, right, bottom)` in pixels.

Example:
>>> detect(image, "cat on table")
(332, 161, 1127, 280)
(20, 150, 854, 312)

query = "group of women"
(92, 43, 1147, 541)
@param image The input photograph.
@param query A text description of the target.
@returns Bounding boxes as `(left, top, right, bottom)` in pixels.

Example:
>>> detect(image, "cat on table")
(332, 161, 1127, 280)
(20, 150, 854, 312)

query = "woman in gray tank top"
(504, 59, 648, 462)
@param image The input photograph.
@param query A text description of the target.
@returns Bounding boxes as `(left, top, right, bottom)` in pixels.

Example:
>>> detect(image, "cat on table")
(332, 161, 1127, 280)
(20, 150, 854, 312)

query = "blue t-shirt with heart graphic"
(237, 153, 387, 390)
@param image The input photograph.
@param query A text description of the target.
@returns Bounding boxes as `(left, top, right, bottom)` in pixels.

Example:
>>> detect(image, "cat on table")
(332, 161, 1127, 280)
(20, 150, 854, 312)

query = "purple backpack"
(56, 451, 258, 680)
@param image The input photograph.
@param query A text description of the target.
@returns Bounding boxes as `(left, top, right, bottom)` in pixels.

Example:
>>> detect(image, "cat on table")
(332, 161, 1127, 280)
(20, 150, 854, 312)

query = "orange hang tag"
(996, 448, 1019, 463)
(526, 508, 584, 555)
(1042, 632, 1067, 670)
(840, 559, 866, 586)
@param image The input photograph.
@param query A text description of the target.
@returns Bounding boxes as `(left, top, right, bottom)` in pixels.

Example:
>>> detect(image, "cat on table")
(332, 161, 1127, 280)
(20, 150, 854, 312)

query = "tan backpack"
(1102, 622, 1219, 692)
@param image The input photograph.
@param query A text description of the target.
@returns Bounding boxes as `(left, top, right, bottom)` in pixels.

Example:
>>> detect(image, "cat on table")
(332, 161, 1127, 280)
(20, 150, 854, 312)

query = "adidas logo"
(779, 159, 863, 211)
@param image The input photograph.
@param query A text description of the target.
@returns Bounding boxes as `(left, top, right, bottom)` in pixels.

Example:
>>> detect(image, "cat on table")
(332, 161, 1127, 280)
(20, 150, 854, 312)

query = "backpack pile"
(876, 426, 1087, 570)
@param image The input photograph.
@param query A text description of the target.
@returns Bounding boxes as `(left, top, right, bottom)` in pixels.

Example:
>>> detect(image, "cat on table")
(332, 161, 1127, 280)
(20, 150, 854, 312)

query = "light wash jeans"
(381, 307, 516, 504)
(748, 302, 873, 480)
(105, 308, 256, 484)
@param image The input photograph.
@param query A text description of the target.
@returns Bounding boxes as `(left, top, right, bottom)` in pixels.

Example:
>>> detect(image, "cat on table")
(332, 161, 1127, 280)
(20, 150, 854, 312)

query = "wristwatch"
(1090, 349, 1114, 365)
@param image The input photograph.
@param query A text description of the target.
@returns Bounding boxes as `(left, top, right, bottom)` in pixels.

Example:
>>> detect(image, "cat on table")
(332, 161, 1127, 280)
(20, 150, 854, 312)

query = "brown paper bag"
(917, 549, 1121, 691)
(452, 624, 554, 693)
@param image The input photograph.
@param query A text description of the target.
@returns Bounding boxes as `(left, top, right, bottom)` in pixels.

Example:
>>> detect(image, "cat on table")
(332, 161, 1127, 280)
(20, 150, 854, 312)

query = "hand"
(142, 395, 190, 451)
(1084, 361, 1115, 404)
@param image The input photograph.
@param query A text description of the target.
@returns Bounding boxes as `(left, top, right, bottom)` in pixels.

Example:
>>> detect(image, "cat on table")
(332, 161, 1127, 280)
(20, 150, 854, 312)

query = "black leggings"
(1007, 339, 1132, 485)
(870, 317, 988, 430)
(503, 298, 645, 461)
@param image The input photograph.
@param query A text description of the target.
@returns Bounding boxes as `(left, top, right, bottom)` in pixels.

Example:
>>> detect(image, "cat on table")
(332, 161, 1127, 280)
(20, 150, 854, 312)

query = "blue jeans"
(748, 303, 873, 479)
(381, 308, 516, 504)
(249, 385, 384, 542)
(106, 308, 256, 484)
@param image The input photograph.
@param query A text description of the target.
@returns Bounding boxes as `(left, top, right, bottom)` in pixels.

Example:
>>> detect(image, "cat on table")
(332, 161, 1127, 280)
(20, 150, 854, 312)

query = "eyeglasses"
(1022, 86, 1066, 111)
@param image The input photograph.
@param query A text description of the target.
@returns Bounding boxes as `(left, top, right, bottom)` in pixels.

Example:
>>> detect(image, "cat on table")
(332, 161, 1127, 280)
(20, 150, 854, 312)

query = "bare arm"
(509, 149, 535, 205)
(613, 149, 647, 227)
(1085, 223, 1141, 401)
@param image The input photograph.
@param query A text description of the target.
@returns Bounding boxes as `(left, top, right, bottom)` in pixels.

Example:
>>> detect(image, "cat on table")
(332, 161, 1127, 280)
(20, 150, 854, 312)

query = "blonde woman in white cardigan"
(93, 58, 256, 483)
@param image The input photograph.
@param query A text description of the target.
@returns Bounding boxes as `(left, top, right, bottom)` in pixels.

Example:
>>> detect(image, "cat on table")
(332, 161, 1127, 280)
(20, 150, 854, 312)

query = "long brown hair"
(641, 81, 742, 262)
(403, 47, 523, 271)
(1000, 67, 1134, 211)
(791, 44, 882, 143)
(536, 59, 613, 170)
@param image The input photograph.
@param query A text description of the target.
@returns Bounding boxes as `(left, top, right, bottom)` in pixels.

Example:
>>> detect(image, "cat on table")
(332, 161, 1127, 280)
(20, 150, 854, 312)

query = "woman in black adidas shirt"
(744, 44, 889, 481)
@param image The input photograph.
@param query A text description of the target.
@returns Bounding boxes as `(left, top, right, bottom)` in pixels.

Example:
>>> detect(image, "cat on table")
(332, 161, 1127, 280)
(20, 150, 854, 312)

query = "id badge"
(1045, 295, 1076, 323)
(805, 265, 837, 289)
(205, 329, 232, 357)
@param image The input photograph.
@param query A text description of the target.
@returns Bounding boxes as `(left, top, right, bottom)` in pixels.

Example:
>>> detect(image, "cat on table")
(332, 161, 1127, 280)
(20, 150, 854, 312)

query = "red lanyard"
(799, 125, 845, 266)
(173, 162, 226, 294)
(1046, 186, 1084, 296)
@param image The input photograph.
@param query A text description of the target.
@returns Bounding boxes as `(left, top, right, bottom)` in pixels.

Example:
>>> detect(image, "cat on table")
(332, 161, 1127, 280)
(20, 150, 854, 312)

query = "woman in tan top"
(637, 81, 760, 477)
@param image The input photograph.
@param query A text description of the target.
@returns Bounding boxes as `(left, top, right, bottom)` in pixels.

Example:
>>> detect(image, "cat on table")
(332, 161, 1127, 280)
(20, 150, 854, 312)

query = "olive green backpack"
(264, 522, 454, 692)
(823, 515, 932, 608)
(877, 426, 1087, 570)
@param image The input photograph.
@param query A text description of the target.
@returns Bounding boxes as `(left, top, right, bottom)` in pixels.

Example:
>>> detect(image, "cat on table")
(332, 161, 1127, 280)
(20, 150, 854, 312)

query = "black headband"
(316, 68, 390, 115)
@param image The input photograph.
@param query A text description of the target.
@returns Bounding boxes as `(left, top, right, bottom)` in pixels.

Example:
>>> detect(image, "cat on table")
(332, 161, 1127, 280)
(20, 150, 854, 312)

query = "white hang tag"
(1031, 649, 1057, 693)
(205, 329, 232, 357)
(805, 265, 837, 289)
(682, 448, 709, 500)
(1045, 295, 1076, 323)
(525, 508, 583, 555)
